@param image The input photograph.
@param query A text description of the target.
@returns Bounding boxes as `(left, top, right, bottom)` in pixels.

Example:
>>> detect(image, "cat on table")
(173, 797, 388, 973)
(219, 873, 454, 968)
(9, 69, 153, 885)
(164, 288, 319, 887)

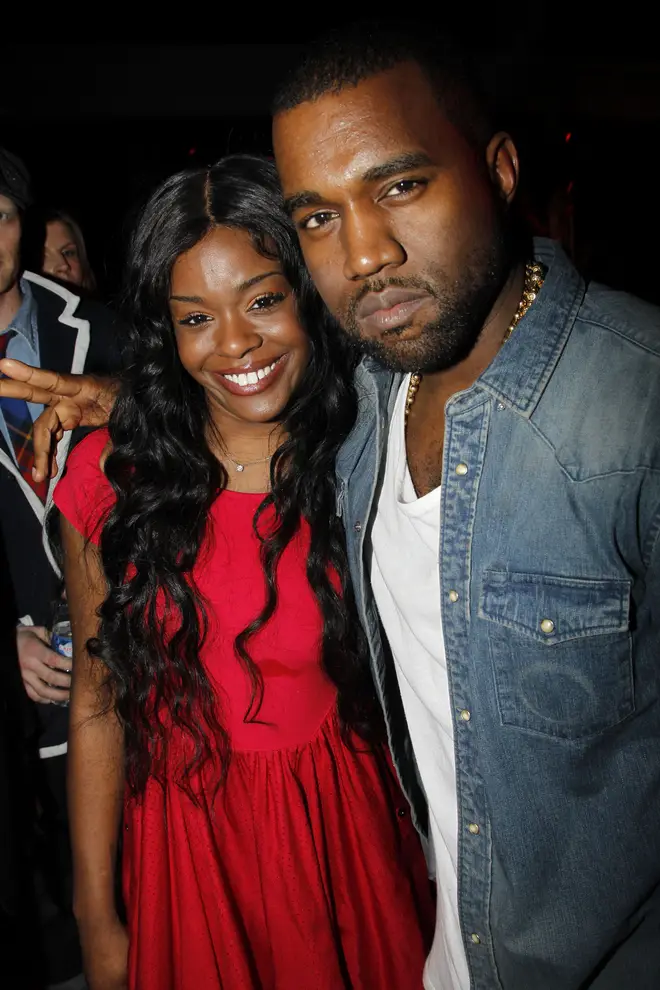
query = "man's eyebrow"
(361, 152, 435, 184)
(283, 191, 325, 216)
(283, 152, 435, 216)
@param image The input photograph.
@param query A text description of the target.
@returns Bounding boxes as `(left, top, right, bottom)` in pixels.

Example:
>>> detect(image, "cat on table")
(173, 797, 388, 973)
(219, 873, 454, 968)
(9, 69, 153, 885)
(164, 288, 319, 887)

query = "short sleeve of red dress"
(53, 428, 115, 545)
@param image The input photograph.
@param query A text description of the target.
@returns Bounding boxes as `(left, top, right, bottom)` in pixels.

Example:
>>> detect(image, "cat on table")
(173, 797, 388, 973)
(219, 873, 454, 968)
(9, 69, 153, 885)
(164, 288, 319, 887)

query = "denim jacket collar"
(477, 238, 585, 416)
(336, 238, 584, 486)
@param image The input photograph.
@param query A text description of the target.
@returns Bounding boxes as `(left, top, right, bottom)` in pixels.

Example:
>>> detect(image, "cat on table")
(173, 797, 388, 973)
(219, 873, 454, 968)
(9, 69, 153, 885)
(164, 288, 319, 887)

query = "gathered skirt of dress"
(123, 706, 434, 990)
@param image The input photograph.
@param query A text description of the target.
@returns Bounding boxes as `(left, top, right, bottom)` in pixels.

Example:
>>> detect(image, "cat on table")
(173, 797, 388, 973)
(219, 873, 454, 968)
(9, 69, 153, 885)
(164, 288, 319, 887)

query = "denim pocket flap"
(479, 570, 630, 644)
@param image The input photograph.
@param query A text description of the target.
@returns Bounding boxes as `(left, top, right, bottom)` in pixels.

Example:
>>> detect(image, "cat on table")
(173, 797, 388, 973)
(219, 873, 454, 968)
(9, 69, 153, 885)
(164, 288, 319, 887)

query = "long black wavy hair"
(92, 154, 381, 796)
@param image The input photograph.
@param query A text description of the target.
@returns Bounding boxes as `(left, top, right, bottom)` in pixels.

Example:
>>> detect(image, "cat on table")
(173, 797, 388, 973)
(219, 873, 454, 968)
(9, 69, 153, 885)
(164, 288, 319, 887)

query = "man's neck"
(404, 260, 528, 497)
(0, 281, 22, 333)
(422, 260, 526, 401)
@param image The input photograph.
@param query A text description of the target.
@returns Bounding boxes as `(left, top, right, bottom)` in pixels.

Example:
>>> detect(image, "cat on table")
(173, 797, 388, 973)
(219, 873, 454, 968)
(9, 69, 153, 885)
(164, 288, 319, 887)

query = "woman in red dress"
(56, 155, 434, 990)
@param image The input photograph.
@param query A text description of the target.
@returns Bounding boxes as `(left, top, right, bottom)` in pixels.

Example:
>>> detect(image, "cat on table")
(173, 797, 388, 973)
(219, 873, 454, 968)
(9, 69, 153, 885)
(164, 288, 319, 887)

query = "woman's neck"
(207, 412, 285, 494)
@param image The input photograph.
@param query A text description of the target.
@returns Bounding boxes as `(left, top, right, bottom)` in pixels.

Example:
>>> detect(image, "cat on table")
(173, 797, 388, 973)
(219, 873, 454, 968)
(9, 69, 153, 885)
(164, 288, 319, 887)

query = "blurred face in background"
(43, 219, 84, 287)
(0, 194, 21, 296)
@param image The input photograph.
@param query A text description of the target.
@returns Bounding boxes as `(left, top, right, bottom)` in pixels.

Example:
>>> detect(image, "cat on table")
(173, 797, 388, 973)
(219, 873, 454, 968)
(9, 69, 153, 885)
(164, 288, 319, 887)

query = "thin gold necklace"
(404, 260, 545, 424)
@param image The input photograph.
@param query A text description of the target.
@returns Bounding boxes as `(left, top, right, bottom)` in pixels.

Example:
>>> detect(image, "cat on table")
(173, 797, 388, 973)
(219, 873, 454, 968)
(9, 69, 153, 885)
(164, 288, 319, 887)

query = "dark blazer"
(0, 531, 41, 980)
(0, 272, 123, 752)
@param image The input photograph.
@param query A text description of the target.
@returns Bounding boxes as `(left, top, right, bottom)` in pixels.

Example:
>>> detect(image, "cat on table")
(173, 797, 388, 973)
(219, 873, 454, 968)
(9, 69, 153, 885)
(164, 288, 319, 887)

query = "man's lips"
(355, 287, 430, 322)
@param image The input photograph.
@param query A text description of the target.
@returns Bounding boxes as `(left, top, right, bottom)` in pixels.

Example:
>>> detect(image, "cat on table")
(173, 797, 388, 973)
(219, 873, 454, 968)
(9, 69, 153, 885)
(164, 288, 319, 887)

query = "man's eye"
(384, 179, 427, 198)
(300, 211, 336, 231)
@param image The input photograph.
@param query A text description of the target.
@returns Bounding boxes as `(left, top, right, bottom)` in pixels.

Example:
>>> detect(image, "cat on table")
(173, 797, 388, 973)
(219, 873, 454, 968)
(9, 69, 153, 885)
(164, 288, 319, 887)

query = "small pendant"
(236, 464, 244, 472)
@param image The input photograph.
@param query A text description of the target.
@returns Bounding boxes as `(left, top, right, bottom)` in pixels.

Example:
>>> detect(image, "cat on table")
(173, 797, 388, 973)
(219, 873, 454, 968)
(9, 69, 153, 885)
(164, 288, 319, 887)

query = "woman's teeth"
(223, 358, 281, 386)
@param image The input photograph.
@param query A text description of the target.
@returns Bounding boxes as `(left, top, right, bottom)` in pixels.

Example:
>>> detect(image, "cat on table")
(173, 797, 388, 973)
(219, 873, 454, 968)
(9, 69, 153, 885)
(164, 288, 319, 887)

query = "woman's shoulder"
(64, 427, 112, 480)
(54, 428, 114, 543)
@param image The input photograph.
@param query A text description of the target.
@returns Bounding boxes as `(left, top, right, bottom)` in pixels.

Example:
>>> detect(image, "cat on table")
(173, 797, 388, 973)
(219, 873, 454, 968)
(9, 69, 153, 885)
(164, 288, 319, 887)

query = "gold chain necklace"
(404, 261, 545, 424)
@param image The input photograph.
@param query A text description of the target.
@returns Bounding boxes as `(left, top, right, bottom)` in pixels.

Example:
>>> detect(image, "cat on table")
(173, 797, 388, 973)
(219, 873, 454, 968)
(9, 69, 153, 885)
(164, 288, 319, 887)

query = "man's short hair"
(272, 23, 496, 150)
(0, 147, 32, 211)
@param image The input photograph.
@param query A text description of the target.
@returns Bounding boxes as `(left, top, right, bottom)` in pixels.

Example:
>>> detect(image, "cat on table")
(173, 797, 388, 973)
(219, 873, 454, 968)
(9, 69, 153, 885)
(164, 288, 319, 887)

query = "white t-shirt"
(370, 377, 470, 990)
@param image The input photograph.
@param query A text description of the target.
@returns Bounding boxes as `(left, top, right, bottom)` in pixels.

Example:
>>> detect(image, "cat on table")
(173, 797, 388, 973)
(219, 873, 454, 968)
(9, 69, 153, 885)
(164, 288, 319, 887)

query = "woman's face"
(169, 226, 311, 427)
(43, 220, 84, 287)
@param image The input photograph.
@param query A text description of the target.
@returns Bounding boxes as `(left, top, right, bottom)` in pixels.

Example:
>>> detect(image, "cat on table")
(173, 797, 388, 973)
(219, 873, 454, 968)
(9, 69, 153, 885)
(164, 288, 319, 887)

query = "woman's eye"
(177, 313, 211, 328)
(63, 248, 79, 259)
(250, 292, 286, 311)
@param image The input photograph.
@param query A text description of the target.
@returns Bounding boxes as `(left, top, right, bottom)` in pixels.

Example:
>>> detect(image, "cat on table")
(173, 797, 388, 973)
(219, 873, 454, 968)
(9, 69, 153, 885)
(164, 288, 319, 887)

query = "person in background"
(0, 531, 44, 989)
(42, 209, 97, 295)
(0, 145, 122, 988)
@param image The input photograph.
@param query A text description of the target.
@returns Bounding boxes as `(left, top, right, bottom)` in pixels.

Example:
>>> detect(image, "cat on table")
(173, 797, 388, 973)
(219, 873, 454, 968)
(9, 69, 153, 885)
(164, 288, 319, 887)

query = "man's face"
(274, 62, 517, 373)
(0, 194, 21, 296)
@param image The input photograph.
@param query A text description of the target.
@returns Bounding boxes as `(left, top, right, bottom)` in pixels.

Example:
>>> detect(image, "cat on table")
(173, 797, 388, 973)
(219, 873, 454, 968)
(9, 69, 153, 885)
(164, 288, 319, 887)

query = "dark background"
(3, 11, 659, 304)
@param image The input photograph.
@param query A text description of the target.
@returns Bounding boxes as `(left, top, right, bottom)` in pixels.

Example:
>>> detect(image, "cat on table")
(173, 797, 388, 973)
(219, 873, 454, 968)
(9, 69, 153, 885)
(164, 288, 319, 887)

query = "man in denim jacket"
(2, 26, 659, 990)
(271, 26, 660, 990)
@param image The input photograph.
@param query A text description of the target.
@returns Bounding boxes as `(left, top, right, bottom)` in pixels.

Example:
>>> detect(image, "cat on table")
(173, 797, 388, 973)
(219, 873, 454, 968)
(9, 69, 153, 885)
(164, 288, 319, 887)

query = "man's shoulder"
(75, 295, 123, 331)
(563, 282, 660, 415)
(25, 272, 75, 320)
(577, 282, 660, 359)
(537, 281, 660, 475)
(26, 272, 119, 330)
(26, 272, 123, 373)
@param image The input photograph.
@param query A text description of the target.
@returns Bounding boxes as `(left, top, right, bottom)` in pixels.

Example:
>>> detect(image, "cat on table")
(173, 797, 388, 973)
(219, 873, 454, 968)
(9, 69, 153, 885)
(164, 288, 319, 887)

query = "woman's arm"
(61, 515, 128, 989)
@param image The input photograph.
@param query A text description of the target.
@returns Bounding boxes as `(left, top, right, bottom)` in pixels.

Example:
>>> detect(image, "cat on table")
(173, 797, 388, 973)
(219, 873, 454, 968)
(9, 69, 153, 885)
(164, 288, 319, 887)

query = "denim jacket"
(336, 239, 660, 989)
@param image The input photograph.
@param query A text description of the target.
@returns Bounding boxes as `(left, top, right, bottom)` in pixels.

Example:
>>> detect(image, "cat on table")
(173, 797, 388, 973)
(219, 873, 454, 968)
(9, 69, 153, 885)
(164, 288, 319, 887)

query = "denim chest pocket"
(479, 570, 634, 739)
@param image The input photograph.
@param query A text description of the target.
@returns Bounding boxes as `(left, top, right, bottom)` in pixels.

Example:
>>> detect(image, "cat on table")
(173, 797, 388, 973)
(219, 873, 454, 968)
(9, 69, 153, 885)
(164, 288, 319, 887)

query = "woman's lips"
(211, 354, 288, 396)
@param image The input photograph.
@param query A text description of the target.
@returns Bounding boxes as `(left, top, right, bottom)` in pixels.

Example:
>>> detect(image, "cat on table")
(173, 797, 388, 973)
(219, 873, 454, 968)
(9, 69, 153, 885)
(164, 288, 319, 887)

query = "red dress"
(55, 429, 434, 990)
